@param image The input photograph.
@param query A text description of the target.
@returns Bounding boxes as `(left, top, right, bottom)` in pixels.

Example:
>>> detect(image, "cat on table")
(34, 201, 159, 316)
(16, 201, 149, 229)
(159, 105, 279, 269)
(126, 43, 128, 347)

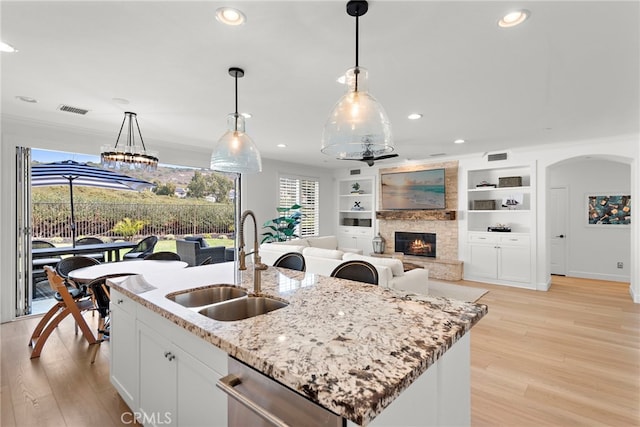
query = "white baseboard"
(567, 270, 631, 282)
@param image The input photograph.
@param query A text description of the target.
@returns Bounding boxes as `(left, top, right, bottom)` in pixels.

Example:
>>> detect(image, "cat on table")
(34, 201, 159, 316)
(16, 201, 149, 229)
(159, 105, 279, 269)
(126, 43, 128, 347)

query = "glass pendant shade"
(321, 67, 394, 159)
(101, 112, 158, 172)
(210, 113, 262, 174)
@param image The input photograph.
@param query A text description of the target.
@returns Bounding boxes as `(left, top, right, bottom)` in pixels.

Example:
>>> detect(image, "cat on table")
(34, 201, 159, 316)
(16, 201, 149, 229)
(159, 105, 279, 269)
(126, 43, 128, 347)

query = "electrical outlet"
(617, 262, 624, 269)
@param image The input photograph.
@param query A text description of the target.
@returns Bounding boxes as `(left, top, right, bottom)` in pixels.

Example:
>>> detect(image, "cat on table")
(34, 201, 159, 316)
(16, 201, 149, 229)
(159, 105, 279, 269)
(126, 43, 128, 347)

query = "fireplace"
(395, 232, 436, 258)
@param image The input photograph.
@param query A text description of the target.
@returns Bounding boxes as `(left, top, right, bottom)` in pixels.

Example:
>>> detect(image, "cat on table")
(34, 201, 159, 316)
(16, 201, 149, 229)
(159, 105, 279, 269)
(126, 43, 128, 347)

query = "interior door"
(550, 187, 568, 275)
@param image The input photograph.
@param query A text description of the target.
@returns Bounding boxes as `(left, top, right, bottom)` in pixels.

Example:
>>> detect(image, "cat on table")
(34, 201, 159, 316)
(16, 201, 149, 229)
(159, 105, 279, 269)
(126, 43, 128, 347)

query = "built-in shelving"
(337, 177, 375, 253)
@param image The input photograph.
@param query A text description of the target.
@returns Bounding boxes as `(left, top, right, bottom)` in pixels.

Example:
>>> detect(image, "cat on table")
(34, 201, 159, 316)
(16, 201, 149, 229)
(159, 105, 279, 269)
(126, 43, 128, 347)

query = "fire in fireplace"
(395, 232, 436, 258)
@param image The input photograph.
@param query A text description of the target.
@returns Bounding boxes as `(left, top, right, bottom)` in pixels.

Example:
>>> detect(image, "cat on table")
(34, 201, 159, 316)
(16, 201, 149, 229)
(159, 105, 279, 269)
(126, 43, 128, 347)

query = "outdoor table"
(68, 260, 188, 284)
(32, 241, 139, 263)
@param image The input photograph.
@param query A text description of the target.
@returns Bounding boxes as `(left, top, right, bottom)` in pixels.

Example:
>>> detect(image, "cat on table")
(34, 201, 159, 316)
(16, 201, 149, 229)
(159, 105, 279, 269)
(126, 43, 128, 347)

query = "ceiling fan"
(338, 143, 399, 167)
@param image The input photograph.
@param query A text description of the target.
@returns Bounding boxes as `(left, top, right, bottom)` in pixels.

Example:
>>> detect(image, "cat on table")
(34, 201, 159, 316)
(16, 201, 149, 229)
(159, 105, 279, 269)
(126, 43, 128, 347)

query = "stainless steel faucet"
(238, 210, 268, 293)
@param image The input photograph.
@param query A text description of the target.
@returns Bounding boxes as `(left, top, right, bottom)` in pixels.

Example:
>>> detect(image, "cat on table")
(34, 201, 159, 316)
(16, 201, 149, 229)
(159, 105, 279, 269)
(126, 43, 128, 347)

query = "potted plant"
(261, 204, 302, 243)
(351, 182, 362, 194)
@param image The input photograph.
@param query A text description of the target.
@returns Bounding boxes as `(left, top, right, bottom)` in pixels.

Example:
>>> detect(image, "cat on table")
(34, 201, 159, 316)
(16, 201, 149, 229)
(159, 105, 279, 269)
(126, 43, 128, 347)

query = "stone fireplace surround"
(376, 161, 463, 281)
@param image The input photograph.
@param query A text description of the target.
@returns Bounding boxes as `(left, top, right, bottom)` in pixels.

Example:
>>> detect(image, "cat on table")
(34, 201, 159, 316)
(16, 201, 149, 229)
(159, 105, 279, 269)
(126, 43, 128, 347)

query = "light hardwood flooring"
(1, 276, 639, 426)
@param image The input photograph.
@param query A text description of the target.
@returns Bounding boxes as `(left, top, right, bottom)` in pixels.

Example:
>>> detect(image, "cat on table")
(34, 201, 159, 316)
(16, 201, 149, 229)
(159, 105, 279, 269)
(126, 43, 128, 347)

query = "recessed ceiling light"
(215, 7, 246, 26)
(0, 41, 18, 53)
(277, 143, 287, 148)
(408, 113, 423, 120)
(498, 10, 530, 28)
(112, 97, 130, 105)
(15, 95, 37, 103)
(454, 139, 465, 144)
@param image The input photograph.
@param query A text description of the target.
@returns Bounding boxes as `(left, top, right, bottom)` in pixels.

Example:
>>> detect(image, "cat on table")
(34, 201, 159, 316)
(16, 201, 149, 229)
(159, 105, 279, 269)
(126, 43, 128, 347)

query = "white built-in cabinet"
(337, 176, 375, 254)
(110, 289, 228, 427)
(464, 163, 536, 289)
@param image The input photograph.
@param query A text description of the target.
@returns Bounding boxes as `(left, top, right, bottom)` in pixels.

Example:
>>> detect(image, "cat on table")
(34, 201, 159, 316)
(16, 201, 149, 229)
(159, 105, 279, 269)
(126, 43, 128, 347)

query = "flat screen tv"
(380, 168, 446, 210)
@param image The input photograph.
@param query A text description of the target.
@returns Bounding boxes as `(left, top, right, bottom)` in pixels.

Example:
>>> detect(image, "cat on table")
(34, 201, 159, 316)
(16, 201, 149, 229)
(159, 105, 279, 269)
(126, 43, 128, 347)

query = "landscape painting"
(587, 194, 631, 225)
(380, 169, 446, 210)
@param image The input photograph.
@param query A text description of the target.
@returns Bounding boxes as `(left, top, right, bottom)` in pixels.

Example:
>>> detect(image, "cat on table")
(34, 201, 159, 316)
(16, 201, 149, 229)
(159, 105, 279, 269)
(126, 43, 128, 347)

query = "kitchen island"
(108, 261, 487, 426)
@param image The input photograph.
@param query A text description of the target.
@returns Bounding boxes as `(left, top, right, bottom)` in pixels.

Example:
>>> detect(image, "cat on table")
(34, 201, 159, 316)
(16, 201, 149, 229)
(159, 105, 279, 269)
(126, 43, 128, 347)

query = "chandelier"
(100, 111, 158, 171)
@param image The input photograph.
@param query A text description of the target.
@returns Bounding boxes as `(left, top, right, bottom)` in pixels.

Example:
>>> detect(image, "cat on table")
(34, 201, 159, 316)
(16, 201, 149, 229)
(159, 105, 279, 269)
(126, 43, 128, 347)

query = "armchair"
(176, 239, 226, 266)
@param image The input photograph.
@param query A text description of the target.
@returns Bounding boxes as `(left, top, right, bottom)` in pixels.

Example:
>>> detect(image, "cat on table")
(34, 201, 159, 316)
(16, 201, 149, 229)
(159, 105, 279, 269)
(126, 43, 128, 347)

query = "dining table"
(32, 241, 139, 262)
(68, 260, 188, 283)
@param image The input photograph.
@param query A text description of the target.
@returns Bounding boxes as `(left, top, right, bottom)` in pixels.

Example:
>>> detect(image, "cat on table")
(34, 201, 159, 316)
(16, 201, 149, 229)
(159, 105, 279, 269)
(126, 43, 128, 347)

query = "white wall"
(242, 158, 336, 250)
(549, 159, 631, 281)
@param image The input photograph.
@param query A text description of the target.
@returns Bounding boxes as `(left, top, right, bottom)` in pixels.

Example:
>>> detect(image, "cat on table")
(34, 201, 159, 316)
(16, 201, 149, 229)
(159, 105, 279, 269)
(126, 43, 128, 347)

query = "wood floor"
(1, 276, 638, 426)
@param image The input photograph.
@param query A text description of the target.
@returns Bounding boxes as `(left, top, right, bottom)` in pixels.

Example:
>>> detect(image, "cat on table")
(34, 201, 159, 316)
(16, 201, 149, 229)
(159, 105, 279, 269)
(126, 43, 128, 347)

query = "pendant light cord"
(354, 13, 360, 92)
(234, 74, 239, 131)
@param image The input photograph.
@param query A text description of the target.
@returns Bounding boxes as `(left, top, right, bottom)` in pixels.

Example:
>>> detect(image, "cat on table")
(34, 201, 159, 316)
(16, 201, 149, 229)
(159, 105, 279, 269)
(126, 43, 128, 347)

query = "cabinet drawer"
(468, 233, 498, 244)
(340, 226, 372, 236)
(110, 289, 136, 315)
(498, 235, 530, 246)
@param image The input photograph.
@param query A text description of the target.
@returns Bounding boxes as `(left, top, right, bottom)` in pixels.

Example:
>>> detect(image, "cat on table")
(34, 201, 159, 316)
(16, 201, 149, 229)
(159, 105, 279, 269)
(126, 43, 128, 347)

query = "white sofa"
(259, 237, 429, 294)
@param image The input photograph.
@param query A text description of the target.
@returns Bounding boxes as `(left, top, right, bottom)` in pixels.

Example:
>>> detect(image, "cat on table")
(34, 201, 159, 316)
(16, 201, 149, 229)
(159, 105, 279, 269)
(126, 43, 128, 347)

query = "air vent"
(350, 169, 361, 175)
(58, 104, 89, 115)
(487, 152, 508, 162)
(429, 153, 446, 157)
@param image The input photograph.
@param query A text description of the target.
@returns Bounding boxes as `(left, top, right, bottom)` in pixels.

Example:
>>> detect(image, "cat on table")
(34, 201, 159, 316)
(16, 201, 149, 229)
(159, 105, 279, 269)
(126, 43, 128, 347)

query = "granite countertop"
(110, 262, 487, 426)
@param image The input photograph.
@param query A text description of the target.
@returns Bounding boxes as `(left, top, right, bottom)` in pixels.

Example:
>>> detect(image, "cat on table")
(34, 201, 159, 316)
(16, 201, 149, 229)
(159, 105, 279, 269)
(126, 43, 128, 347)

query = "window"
(279, 175, 319, 237)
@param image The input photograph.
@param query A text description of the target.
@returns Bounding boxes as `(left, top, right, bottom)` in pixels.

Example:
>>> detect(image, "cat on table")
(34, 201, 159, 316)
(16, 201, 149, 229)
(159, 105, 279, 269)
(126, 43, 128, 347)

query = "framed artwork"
(587, 194, 631, 226)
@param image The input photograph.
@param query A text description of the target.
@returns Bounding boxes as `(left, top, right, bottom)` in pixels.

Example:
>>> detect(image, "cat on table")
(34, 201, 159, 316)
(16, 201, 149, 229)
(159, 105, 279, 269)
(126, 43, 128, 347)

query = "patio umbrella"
(31, 160, 156, 247)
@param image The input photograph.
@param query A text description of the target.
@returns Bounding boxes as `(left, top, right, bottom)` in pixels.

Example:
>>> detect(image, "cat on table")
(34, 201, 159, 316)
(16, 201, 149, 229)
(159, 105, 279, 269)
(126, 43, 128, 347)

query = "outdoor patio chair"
(143, 251, 181, 261)
(273, 252, 306, 272)
(330, 260, 379, 285)
(76, 236, 106, 262)
(56, 256, 100, 290)
(32, 239, 62, 281)
(29, 266, 97, 358)
(176, 239, 225, 266)
(123, 236, 158, 260)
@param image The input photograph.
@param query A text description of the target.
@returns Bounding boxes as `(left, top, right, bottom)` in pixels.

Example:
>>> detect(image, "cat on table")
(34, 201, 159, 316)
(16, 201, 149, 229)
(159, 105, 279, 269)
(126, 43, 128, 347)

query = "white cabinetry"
(467, 233, 531, 284)
(110, 288, 228, 426)
(110, 289, 138, 411)
(337, 176, 375, 254)
(464, 163, 535, 289)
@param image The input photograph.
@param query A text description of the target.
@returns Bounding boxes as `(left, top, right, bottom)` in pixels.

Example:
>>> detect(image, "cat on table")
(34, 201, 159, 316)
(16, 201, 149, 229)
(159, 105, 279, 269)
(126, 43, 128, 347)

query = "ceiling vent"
(487, 152, 508, 162)
(350, 169, 361, 175)
(58, 104, 89, 115)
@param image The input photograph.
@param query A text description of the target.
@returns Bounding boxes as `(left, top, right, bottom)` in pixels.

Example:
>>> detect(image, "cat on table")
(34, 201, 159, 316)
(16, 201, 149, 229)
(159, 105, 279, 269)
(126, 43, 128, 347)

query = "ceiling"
(2, 1, 638, 169)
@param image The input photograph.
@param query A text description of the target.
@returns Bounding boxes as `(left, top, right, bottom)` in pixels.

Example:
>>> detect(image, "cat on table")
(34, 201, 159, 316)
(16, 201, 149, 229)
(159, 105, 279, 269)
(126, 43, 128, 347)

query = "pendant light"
(100, 111, 158, 171)
(210, 67, 262, 174)
(321, 0, 396, 165)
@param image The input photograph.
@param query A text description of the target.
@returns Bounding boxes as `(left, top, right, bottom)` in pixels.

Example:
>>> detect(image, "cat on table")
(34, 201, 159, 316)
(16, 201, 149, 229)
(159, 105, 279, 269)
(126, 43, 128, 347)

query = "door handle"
(555, 234, 565, 238)
(217, 374, 290, 427)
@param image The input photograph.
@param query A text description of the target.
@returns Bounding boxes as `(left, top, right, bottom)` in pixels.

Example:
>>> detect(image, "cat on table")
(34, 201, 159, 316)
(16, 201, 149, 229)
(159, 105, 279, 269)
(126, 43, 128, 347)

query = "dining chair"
(87, 273, 133, 364)
(29, 266, 97, 359)
(273, 252, 306, 272)
(330, 260, 379, 285)
(75, 236, 106, 262)
(123, 235, 158, 260)
(143, 251, 181, 261)
(56, 256, 100, 290)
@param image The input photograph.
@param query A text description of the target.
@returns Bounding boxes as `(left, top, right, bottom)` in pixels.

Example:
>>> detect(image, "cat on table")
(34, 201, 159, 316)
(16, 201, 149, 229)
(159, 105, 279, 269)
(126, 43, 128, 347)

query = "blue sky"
(32, 148, 99, 164)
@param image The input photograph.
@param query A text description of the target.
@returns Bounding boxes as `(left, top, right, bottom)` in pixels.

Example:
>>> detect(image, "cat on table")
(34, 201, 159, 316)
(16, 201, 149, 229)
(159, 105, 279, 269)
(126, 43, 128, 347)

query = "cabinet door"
(467, 244, 497, 279)
(110, 295, 138, 411)
(497, 245, 531, 283)
(138, 321, 177, 427)
(175, 346, 227, 427)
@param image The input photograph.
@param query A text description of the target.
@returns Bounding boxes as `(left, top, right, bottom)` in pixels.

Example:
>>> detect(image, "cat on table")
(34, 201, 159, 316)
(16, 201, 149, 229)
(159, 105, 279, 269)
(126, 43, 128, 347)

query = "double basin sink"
(166, 285, 288, 321)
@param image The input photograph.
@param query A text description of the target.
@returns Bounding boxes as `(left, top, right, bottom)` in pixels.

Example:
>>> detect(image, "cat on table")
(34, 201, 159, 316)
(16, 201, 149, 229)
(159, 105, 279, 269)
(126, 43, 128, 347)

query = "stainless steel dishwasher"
(217, 357, 344, 427)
